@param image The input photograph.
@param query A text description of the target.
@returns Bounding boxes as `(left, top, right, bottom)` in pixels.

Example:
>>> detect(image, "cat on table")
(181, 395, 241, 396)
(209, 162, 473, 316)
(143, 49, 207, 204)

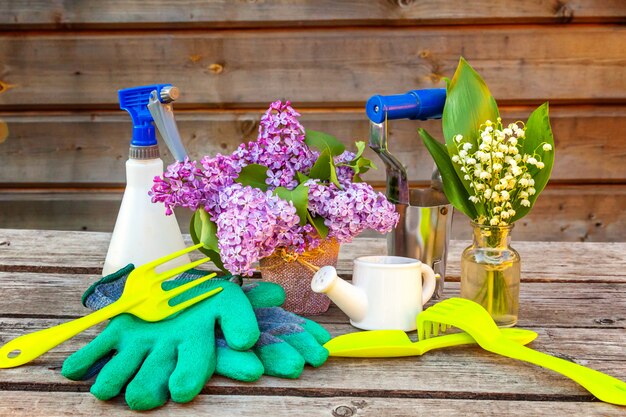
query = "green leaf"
(511, 102, 555, 222)
(189, 211, 227, 273)
(305, 130, 345, 157)
(443, 57, 500, 147)
(329, 161, 342, 189)
(355, 157, 376, 174)
(442, 57, 499, 198)
(191, 209, 219, 251)
(309, 149, 331, 181)
(189, 210, 201, 243)
(274, 184, 309, 226)
(419, 128, 478, 219)
(341, 153, 377, 178)
(296, 171, 310, 184)
(203, 247, 227, 273)
(307, 211, 329, 239)
(353, 141, 366, 160)
(352, 173, 364, 183)
(235, 163, 269, 191)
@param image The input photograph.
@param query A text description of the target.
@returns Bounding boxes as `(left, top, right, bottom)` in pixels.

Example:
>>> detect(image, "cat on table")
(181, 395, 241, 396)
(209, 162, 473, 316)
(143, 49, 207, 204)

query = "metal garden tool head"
(366, 89, 451, 298)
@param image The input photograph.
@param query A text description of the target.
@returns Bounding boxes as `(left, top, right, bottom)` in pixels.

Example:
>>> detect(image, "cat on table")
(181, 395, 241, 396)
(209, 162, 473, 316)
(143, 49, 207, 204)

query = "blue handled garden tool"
(366, 89, 451, 298)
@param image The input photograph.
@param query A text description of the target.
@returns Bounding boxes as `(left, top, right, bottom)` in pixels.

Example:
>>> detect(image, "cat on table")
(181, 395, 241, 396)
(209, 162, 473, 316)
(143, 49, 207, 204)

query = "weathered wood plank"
(1, 105, 624, 183)
(0, 270, 623, 328)
(448, 184, 626, 242)
(447, 241, 626, 283)
(2, 230, 626, 279)
(0, 27, 624, 108)
(2, 183, 626, 241)
(0, 318, 624, 399)
(320, 281, 626, 329)
(1, 0, 625, 29)
(0, 230, 385, 275)
(0, 393, 622, 417)
(0, 321, 623, 367)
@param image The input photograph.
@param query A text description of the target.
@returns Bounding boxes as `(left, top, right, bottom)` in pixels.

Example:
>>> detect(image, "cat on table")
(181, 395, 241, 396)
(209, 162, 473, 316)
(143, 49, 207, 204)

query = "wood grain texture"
(1, 0, 624, 29)
(1, 272, 623, 328)
(1, 4, 624, 414)
(2, 183, 626, 241)
(3, 229, 626, 281)
(0, 26, 624, 108)
(0, 230, 624, 413)
(0, 393, 623, 417)
(0, 318, 624, 397)
(1, 105, 624, 184)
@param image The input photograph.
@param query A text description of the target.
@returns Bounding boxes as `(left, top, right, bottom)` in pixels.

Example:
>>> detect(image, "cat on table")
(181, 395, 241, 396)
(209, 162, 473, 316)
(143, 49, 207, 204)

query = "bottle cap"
(118, 84, 174, 147)
(129, 145, 160, 160)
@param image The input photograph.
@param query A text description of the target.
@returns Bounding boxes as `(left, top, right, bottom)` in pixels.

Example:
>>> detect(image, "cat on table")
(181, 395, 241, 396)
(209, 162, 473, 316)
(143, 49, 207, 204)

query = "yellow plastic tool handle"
(0, 300, 129, 368)
(325, 328, 536, 357)
(488, 337, 626, 406)
(417, 328, 536, 355)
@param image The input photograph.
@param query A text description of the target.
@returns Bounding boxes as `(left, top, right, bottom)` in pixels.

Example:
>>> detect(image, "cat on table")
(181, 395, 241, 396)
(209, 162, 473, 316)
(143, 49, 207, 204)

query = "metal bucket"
(368, 96, 452, 298)
(389, 188, 452, 298)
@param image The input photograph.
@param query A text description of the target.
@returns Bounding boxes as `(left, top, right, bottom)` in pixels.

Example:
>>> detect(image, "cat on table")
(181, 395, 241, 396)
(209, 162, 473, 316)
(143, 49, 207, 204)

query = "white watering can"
(311, 255, 437, 331)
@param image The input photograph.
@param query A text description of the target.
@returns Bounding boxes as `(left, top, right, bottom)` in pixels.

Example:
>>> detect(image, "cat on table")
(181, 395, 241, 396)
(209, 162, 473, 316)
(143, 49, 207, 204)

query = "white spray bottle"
(102, 84, 189, 276)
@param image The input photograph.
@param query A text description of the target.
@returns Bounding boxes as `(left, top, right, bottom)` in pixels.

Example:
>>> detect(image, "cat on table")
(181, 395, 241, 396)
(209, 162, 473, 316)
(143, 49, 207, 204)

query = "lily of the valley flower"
(451, 118, 552, 226)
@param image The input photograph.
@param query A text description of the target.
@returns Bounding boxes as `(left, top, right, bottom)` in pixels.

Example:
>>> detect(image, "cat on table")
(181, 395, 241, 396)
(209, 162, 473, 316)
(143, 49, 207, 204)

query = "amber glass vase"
(460, 222, 521, 327)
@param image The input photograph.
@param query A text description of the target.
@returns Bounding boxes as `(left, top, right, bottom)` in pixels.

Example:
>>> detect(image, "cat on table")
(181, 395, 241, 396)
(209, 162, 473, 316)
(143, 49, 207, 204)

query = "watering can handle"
(365, 88, 446, 124)
(420, 263, 437, 305)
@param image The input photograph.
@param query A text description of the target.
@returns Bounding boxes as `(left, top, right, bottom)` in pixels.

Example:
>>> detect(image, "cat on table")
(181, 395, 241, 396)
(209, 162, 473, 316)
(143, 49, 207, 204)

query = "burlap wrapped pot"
(259, 238, 340, 315)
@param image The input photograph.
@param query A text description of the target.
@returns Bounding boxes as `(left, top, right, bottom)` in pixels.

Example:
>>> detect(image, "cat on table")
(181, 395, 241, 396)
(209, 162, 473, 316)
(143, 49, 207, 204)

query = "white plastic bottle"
(102, 85, 189, 276)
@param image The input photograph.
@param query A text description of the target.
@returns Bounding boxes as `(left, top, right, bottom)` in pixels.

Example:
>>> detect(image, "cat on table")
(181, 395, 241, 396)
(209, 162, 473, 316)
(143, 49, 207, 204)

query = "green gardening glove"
(216, 281, 330, 380)
(62, 267, 331, 410)
(62, 268, 260, 410)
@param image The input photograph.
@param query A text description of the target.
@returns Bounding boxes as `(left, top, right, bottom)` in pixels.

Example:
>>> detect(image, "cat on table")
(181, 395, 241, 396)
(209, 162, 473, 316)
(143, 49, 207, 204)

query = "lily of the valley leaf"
(443, 57, 499, 198)
(420, 128, 479, 219)
(511, 102, 554, 222)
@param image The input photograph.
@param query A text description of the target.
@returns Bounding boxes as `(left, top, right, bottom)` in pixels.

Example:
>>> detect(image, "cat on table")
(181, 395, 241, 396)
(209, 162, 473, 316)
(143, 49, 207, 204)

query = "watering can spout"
(311, 266, 368, 322)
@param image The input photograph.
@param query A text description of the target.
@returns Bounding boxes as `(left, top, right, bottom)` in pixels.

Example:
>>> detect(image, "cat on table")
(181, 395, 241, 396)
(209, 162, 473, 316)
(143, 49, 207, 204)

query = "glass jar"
(460, 221, 521, 327)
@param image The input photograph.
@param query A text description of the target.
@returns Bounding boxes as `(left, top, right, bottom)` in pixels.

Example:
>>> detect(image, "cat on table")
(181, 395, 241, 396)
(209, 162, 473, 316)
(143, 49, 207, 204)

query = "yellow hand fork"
(417, 298, 626, 406)
(0, 243, 222, 368)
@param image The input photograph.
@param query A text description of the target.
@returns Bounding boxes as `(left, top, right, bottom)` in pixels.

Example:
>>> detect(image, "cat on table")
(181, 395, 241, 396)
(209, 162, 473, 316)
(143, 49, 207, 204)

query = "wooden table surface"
(0, 229, 625, 416)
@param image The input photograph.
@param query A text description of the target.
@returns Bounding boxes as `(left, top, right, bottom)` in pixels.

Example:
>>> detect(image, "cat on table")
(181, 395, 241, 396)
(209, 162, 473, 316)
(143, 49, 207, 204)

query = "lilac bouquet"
(151, 101, 399, 276)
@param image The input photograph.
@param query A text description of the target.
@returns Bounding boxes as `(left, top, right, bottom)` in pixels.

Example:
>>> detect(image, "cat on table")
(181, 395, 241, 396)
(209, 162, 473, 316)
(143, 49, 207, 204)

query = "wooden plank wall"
(0, 1, 624, 241)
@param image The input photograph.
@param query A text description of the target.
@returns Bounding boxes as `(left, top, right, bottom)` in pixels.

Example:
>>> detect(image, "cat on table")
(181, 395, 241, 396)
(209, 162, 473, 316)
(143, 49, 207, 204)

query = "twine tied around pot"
(262, 246, 327, 273)
(259, 239, 340, 315)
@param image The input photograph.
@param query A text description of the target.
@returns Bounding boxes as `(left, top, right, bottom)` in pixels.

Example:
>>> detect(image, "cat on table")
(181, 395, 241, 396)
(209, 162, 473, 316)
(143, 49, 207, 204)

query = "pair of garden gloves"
(61, 266, 331, 410)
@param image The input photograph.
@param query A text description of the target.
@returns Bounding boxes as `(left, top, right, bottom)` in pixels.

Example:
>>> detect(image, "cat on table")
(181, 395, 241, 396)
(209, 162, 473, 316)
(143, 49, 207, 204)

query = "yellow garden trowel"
(324, 328, 537, 358)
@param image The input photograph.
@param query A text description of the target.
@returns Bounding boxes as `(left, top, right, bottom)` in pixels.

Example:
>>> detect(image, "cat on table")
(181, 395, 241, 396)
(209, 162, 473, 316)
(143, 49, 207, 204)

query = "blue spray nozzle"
(365, 88, 446, 124)
(118, 84, 173, 147)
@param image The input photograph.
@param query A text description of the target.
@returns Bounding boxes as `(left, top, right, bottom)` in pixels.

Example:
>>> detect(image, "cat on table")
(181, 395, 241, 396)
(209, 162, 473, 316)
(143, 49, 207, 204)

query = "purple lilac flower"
(150, 157, 205, 215)
(233, 101, 318, 189)
(151, 101, 399, 276)
(334, 150, 357, 187)
(213, 183, 300, 276)
(199, 153, 244, 213)
(306, 179, 399, 244)
(273, 223, 321, 255)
